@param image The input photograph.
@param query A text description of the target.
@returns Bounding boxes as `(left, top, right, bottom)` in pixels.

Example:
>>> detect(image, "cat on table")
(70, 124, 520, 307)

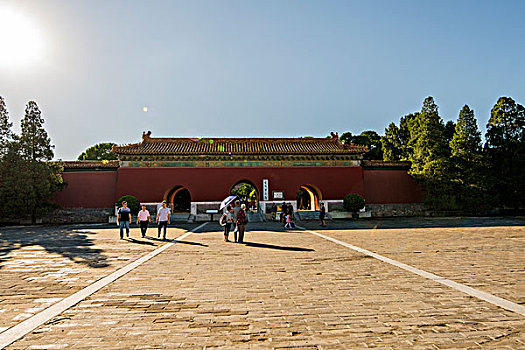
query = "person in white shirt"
(136, 204, 151, 238)
(156, 201, 171, 240)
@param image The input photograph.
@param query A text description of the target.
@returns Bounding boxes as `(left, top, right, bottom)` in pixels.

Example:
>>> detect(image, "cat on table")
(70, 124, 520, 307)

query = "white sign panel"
(273, 191, 284, 200)
(262, 179, 269, 201)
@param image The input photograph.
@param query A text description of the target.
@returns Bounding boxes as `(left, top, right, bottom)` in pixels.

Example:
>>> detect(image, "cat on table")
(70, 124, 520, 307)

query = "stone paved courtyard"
(0, 218, 524, 349)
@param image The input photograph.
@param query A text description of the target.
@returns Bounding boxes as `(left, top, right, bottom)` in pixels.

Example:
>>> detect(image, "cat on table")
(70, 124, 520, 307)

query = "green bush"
(116, 195, 140, 215)
(343, 193, 365, 213)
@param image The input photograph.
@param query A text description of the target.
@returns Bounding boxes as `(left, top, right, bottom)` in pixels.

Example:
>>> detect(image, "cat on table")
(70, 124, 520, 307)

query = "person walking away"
(237, 204, 248, 243)
(156, 201, 171, 240)
(271, 203, 277, 221)
(117, 201, 132, 239)
(136, 204, 151, 238)
(232, 200, 241, 242)
(223, 205, 234, 242)
(319, 202, 326, 227)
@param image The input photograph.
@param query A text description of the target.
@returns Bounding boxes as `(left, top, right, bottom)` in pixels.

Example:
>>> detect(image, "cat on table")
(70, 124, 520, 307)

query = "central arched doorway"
(296, 184, 322, 211)
(165, 186, 191, 213)
(230, 180, 259, 211)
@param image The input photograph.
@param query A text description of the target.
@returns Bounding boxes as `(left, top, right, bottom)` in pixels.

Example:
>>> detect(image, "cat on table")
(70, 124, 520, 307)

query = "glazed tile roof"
(112, 132, 368, 156)
(62, 160, 120, 169)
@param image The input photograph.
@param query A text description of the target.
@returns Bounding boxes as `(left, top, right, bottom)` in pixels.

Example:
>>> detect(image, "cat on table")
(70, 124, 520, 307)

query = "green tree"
(408, 97, 448, 178)
(381, 123, 402, 161)
(449, 105, 487, 213)
(339, 132, 353, 145)
(0, 96, 13, 157)
(340, 130, 383, 159)
(19, 101, 54, 161)
(484, 97, 525, 210)
(0, 142, 64, 223)
(408, 97, 453, 210)
(78, 142, 117, 160)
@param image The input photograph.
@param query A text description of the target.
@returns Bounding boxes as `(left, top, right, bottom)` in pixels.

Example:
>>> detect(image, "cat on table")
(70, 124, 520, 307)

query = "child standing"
(285, 213, 292, 229)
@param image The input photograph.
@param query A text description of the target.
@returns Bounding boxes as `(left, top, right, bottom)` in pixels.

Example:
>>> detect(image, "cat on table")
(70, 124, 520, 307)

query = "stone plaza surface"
(0, 218, 524, 349)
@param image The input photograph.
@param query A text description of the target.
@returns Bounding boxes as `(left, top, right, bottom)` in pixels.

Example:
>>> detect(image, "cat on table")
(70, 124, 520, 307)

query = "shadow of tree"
(0, 226, 110, 269)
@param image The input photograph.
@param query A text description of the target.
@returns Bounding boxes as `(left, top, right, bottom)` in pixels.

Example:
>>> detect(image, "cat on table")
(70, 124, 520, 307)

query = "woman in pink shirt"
(136, 204, 151, 238)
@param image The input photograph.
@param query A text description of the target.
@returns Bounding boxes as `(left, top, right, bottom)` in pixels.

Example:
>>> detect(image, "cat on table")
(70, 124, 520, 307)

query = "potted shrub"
(343, 193, 365, 219)
(116, 195, 141, 215)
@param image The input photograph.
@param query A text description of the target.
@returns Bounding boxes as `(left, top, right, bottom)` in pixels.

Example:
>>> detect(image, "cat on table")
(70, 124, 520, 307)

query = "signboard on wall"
(262, 179, 269, 201)
(272, 191, 284, 200)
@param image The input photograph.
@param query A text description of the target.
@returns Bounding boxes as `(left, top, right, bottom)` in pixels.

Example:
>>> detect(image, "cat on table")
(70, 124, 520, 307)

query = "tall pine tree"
(449, 105, 486, 212)
(408, 97, 448, 178)
(0, 96, 13, 157)
(408, 97, 453, 210)
(0, 101, 64, 223)
(485, 97, 525, 210)
(19, 101, 54, 161)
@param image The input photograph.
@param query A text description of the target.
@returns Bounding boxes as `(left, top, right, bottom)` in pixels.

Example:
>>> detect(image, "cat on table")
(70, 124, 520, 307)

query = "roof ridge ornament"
(142, 130, 152, 141)
(330, 131, 339, 139)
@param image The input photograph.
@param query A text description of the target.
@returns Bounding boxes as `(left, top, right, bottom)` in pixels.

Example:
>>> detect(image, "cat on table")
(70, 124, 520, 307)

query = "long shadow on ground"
(0, 226, 110, 269)
(243, 242, 315, 252)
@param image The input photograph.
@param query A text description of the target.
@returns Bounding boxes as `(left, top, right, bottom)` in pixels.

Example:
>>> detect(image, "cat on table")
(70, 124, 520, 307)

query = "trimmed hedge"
(343, 193, 365, 213)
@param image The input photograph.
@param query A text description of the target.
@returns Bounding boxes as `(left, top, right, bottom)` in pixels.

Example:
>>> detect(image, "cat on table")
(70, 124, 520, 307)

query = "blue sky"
(0, 0, 524, 160)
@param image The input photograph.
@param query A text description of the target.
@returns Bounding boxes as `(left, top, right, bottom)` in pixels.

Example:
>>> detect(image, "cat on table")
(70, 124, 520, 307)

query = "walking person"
(156, 200, 171, 240)
(136, 204, 151, 238)
(271, 202, 277, 221)
(284, 213, 292, 229)
(319, 202, 326, 227)
(223, 205, 234, 242)
(236, 203, 248, 243)
(117, 201, 132, 239)
(232, 200, 241, 242)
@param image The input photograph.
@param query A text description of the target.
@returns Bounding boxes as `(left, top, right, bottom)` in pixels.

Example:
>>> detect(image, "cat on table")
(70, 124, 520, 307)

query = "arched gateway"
(165, 186, 191, 213)
(111, 132, 369, 216)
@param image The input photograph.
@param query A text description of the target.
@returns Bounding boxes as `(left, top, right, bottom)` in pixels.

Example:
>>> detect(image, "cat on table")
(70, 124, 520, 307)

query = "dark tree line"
(0, 97, 65, 223)
(378, 96, 524, 213)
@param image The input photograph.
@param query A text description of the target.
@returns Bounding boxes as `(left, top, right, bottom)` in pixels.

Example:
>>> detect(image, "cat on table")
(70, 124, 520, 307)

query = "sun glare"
(0, 5, 45, 68)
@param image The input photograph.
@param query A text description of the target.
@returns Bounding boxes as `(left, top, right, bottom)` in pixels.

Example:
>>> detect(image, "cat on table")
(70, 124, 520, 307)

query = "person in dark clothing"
(237, 204, 248, 243)
(319, 202, 326, 227)
(117, 201, 132, 239)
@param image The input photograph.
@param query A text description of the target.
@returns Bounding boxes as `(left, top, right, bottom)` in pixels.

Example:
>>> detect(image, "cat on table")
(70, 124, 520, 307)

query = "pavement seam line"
(0, 222, 208, 349)
(298, 225, 525, 317)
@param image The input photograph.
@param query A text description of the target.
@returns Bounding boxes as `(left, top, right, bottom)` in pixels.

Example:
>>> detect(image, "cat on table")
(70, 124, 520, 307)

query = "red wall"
(54, 171, 117, 208)
(115, 166, 365, 202)
(363, 169, 423, 203)
(54, 167, 424, 208)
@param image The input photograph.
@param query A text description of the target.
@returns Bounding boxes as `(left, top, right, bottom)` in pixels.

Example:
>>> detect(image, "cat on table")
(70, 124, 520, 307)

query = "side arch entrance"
(296, 184, 322, 211)
(165, 186, 191, 213)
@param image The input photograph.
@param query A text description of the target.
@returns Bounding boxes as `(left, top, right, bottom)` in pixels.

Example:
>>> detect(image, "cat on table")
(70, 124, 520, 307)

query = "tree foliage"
(78, 142, 117, 160)
(0, 99, 64, 223)
(230, 183, 257, 201)
(19, 101, 54, 161)
(0, 143, 64, 223)
(484, 97, 525, 209)
(0, 96, 13, 157)
(449, 105, 487, 212)
(340, 130, 383, 159)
